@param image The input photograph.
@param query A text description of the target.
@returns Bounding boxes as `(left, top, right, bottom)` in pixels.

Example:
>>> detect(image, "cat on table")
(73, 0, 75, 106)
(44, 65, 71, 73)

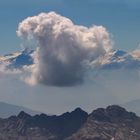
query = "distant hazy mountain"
(94, 49, 140, 69)
(1, 49, 140, 70)
(122, 99, 140, 116)
(0, 102, 40, 118)
(0, 48, 33, 69)
(0, 105, 139, 140)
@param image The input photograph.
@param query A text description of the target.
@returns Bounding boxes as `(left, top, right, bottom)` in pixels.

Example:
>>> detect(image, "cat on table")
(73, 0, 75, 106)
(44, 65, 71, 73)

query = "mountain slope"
(1, 49, 140, 70)
(0, 48, 33, 70)
(66, 105, 140, 140)
(0, 108, 88, 140)
(0, 105, 139, 140)
(94, 49, 140, 69)
(0, 102, 40, 118)
(122, 99, 140, 116)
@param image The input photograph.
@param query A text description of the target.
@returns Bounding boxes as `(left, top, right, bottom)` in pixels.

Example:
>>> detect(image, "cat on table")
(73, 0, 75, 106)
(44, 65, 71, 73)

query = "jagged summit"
(0, 48, 34, 69)
(1, 49, 140, 71)
(60, 107, 88, 120)
(70, 107, 88, 115)
(66, 105, 140, 140)
(92, 49, 140, 69)
(90, 105, 138, 122)
(0, 105, 140, 140)
(17, 111, 31, 119)
(8, 48, 33, 69)
(113, 49, 127, 57)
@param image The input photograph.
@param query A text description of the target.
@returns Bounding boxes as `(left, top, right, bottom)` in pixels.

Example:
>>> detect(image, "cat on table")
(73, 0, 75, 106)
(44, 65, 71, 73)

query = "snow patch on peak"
(0, 48, 140, 72)
(93, 49, 140, 69)
(0, 49, 34, 70)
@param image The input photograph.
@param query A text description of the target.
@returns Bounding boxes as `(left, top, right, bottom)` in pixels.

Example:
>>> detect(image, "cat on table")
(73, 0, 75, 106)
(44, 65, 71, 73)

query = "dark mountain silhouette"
(66, 105, 140, 140)
(0, 105, 140, 140)
(0, 107, 88, 140)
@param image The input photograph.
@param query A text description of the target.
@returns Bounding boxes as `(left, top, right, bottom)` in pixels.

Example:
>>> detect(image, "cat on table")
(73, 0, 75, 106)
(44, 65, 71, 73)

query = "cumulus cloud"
(131, 46, 140, 58)
(17, 12, 113, 86)
(0, 62, 22, 75)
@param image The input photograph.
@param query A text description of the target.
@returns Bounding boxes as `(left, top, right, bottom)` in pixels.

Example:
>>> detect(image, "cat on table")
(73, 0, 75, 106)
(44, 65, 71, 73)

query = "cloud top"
(17, 12, 113, 86)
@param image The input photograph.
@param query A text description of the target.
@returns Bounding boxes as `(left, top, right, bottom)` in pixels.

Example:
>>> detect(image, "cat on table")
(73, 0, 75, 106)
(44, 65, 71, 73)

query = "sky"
(0, 0, 140, 54)
(0, 0, 140, 115)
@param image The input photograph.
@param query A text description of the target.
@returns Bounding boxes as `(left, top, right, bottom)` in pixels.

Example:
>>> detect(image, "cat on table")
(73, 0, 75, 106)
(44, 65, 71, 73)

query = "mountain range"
(93, 49, 140, 69)
(0, 100, 139, 120)
(0, 105, 140, 140)
(0, 102, 40, 118)
(1, 49, 140, 139)
(0, 48, 33, 69)
(1, 48, 140, 70)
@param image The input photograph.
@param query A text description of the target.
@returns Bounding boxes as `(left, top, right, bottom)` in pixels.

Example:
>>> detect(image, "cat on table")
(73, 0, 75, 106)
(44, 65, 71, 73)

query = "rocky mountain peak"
(17, 111, 31, 119)
(1, 106, 140, 140)
(90, 105, 138, 123)
(71, 107, 88, 115)
(113, 49, 127, 57)
(61, 108, 88, 119)
(66, 106, 140, 140)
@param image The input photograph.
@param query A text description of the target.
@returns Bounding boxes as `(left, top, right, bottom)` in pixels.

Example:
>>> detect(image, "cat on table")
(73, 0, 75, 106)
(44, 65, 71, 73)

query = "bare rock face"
(0, 108, 88, 140)
(65, 105, 140, 140)
(0, 105, 140, 140)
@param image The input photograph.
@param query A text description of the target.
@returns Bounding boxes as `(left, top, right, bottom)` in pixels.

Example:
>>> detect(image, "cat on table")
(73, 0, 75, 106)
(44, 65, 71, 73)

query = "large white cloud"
(17, 12, 113, 86)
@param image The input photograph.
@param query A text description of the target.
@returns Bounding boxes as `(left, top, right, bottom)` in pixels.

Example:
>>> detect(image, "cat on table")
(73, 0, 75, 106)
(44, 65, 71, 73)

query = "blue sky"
(0, 0, 140, 53)
(1, 0, 140, 114)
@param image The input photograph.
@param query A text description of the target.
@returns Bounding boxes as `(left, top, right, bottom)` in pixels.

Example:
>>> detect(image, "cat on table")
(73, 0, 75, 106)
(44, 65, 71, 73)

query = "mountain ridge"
(1, 49, 140, 70)
(122, 99, 140, 116)
(66, 105, 140, 140)
(0, 102, 40, 118)
(0, 105, 140, 140)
